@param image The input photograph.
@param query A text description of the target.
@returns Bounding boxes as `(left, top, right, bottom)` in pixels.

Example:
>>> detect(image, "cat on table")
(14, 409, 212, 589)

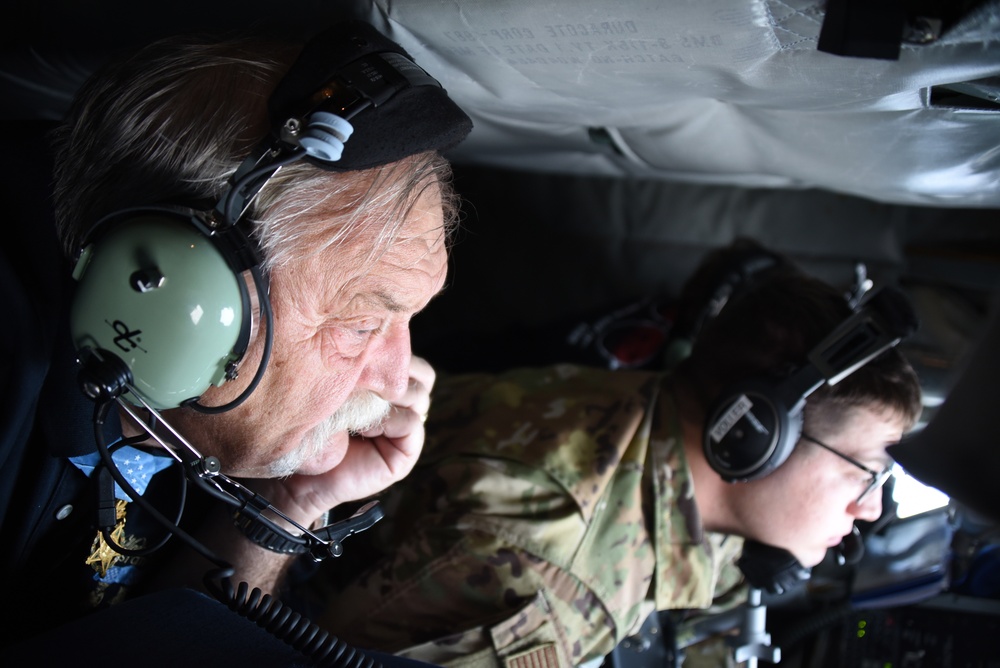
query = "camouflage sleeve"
(318, 460, 590, 666)
(319, 365, 665, 667)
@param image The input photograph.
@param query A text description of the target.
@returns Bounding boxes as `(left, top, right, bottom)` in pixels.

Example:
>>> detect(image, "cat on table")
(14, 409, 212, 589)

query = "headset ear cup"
(703, 378, 801, 482)
(71, 211, 252, 409)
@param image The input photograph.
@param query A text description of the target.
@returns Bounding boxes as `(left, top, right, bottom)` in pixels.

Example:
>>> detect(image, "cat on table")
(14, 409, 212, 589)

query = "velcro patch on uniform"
(504, 643, 561, 668)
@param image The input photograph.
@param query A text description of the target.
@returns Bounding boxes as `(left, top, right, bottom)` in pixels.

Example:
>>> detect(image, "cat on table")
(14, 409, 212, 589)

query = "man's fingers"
(360, 404, 423, 443)
(395, 355, 435, 418)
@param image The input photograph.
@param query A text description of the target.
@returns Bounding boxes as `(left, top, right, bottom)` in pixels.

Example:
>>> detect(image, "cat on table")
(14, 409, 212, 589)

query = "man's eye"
(328, 319, 383, 356)
(845, 469, 871, 485)
(346, 318, 382, 335)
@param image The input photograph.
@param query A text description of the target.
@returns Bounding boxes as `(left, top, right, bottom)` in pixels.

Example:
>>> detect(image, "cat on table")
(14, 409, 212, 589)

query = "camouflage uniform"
(321, 364, 745, 668)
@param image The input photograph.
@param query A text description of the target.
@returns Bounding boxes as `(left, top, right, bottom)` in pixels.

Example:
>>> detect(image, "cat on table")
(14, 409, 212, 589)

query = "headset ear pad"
(703, 377, 804, 482)
(70, 212, 251, 409)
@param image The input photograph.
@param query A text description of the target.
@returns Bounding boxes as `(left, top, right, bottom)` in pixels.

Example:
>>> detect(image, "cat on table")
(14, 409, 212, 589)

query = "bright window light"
(893, 468, 951, 519)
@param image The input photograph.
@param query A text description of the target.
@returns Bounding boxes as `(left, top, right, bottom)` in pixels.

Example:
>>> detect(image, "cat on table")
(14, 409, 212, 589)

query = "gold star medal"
(85, 499, 128, 577)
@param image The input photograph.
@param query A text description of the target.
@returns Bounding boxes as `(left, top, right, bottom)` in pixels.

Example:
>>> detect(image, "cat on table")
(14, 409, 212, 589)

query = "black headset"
(69, 21, 471, 413)
(702, 285, 919, 482)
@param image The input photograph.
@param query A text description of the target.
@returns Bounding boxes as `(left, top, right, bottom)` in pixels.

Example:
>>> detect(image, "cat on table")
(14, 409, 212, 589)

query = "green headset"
(69, 21, 472, 412)
(71, 206, 261, 411)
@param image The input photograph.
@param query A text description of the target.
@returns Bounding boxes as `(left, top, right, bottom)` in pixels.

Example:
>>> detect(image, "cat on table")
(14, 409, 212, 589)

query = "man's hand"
(321, 354, 435, 505)
(172, 356, 436, 596)
(249, 355, 436, 527)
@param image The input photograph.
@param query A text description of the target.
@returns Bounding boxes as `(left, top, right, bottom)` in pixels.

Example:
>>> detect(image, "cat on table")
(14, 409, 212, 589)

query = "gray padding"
(354, 0, 1000, 207)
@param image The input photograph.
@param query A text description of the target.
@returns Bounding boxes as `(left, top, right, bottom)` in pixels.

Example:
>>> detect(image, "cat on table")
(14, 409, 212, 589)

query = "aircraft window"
(893, 468, 951, 519)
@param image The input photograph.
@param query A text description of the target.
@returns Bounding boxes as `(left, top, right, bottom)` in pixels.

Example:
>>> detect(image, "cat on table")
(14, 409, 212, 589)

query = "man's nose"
(850, 489, 884, 523)
(359, 323, 412, 402)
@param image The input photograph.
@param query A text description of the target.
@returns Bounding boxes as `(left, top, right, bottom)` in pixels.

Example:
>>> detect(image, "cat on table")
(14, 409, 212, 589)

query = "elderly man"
(0, 20, 470, 666)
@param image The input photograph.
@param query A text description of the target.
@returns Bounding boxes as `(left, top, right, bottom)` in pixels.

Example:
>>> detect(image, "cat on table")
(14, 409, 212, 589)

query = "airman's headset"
(710, 284, 918, 592)
(672, 244, 918, 593)
(70, 20, 472, 413)
(702, 283, 918, 483)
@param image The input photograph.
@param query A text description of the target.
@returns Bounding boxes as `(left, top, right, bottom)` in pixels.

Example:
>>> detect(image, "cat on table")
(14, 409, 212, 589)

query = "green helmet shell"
(71, 213, 249, 409)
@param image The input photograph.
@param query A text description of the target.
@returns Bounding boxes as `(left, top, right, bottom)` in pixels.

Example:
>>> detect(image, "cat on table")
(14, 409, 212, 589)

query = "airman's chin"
(796, 547, 829, 569)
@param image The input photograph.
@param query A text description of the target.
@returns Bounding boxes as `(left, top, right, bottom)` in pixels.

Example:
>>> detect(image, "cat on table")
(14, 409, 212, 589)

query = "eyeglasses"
(800, 433, 895, 505)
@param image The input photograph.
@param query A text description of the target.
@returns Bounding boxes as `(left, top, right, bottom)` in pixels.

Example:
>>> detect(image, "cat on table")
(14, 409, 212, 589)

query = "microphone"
(737, 540, 812, 596)
(836, 525, 865, 566)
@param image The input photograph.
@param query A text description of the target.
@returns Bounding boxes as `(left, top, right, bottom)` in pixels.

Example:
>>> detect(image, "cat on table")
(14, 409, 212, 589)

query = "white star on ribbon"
(69, 445, 175, 500)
